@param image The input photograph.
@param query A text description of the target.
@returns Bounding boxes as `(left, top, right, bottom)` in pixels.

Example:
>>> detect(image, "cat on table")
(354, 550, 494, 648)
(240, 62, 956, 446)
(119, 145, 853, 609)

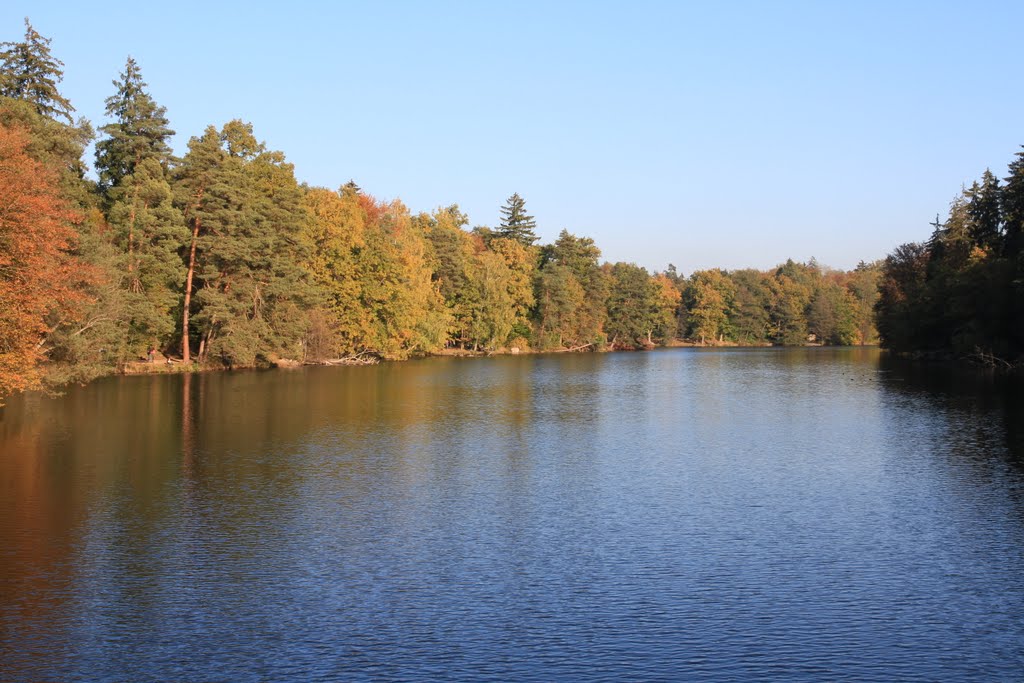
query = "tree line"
(876, 146, 1024, 364)
(0, 20, 881, 401)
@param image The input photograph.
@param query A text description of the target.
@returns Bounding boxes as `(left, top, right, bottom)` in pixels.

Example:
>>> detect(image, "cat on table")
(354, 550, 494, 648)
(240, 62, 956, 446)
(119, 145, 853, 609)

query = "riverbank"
(22, 340, 873, 401)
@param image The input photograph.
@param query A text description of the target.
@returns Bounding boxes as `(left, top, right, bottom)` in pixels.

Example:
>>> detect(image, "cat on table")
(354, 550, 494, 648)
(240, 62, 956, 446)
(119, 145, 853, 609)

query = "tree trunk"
(126, 201, 136, 272)
(181, 218, 200, 362)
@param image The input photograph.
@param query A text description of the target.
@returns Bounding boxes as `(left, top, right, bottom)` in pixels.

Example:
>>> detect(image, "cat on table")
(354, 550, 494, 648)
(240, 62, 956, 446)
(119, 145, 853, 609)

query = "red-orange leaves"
(0, 123, 87, 399)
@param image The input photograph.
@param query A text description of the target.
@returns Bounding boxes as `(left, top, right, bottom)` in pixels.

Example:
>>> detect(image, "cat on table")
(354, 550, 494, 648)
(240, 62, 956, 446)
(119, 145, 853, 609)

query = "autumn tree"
(466, 250, 517, 350)
(0, 124, 88, 400)
(302, 184, 368, 358)
(807, 278, 857, 345)
(651, 273, 682, 342)
(421, 205, 478, 347)
(488, 237, 536, 343)
(0, 26, 121, 382)
(0, 23, 92, 202)
(766, 260, 816, 345)
(686, 269, 734, 344)
(729, 269, 771, 344)
(540, 229, 608, 346)
(535, 264, 587, 349)
(846, 261, 880, 345)
(356, 198, 449, 358)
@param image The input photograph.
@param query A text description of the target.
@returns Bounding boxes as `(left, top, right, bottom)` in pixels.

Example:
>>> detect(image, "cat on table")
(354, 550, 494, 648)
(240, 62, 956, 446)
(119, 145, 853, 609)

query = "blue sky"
(3, 2, 1022, 274)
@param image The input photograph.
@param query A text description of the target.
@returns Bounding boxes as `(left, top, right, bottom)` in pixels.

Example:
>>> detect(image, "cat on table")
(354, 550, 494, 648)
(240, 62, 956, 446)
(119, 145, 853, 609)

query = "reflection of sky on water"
(1, 348, 1023, 681)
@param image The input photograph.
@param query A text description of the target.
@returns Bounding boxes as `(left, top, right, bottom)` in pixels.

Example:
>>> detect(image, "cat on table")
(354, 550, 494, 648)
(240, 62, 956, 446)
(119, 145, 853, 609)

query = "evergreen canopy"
(496, 192, 538, 246)
(95, 56, 174, 190)
(0, 18, 75, 123)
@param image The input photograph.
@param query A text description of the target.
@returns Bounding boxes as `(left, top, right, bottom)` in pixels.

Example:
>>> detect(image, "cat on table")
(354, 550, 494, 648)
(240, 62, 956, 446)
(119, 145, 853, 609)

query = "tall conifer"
(95, 57, 174, 191)
(496, 192, 538, 246)
(1003, 148, 1024, 260)
(0, 19, 75, 123)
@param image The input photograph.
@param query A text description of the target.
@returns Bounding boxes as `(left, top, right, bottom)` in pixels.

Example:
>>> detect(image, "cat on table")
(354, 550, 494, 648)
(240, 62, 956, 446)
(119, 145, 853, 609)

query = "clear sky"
(3, 2, 1022, 274)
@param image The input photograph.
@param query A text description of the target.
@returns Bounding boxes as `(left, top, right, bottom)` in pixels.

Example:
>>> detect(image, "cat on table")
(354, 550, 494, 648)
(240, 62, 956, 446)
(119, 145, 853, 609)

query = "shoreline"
(113, 340, 862, 376)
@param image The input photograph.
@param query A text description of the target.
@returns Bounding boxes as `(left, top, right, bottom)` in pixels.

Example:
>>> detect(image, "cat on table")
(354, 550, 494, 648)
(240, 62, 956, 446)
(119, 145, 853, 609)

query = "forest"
(0, 20, 883, 402)
(875, 145, 1024, 365)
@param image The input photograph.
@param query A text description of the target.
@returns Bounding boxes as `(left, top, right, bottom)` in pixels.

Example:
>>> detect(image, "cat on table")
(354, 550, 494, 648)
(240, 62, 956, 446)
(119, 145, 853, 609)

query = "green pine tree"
(106, 157, 189, 354)
(496, 192, 538, 246)
(606, 262, 661, 348)
(0, 19, 75, 123)
(1003, 147, 1024, 260)
(967, 169, 1002, 251)
(175, 120, 314, 366)
(95, 57, 174, 192)
(173, 125, 229, 362)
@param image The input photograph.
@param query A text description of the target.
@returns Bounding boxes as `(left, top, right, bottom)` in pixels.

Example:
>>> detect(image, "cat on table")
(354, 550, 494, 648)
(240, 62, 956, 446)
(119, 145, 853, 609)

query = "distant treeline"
(877, 146, 1024, 364)
(0, 20, 880, 401)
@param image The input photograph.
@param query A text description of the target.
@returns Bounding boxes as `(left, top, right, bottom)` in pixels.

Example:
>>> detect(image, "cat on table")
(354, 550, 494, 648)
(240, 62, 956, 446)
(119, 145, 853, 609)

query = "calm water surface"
(1, 347, 1023, 681)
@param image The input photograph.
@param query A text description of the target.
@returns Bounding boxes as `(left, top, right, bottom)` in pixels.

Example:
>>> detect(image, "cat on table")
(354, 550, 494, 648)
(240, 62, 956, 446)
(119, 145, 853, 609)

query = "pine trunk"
(126, 204, 136, 272)
(181, 218, 200, 362)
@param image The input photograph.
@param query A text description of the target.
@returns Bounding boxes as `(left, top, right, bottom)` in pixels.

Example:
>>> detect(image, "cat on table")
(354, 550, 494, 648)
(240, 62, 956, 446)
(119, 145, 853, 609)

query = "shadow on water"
(878, 353, 1024, 467)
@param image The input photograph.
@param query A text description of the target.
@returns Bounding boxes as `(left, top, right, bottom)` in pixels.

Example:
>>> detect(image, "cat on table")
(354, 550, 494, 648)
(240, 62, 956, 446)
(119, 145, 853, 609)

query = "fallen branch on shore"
(968, 347, 1016, 370)
(553, 343, 594, 353)
(307, 351, 380, 366)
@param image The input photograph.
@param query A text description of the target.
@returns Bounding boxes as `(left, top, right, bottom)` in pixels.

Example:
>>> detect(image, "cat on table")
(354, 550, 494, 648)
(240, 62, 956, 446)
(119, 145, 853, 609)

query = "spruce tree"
(95, 57, 174, 191)
(496, 192, 538, 246)
(966, 169, 1002, 251)
(106, 157, 188, 353)
(1001, 147, 1024, 351)
(1003, 147, 1024, 260)
(0, 19, 75, 123)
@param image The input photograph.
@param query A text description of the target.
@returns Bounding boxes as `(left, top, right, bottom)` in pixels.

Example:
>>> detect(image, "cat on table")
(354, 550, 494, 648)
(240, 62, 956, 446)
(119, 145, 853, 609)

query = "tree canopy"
(876, 145, 1024, 363)
(0, 19, 75, 123)
(95, 56, 174, 191)
(495, 192, 538, 246)
(0, 18, 890, 403)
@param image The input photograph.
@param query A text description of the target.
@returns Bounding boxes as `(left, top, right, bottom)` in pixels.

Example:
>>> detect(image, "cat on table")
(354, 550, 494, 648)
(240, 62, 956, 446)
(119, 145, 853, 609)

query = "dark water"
(2, 348, 1024, 681)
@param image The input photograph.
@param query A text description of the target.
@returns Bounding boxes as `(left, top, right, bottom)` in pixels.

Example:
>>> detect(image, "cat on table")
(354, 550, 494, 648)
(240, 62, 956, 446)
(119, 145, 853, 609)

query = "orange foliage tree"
(0, 123, 86, 400)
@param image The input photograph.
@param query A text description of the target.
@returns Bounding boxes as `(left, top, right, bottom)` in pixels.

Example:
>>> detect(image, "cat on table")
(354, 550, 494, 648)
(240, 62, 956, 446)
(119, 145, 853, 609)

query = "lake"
(2, 347, 1023, 681)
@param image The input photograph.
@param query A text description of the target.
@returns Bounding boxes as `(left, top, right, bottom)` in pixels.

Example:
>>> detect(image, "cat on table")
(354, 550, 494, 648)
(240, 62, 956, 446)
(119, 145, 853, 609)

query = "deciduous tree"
(0, 124, 88, 399)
